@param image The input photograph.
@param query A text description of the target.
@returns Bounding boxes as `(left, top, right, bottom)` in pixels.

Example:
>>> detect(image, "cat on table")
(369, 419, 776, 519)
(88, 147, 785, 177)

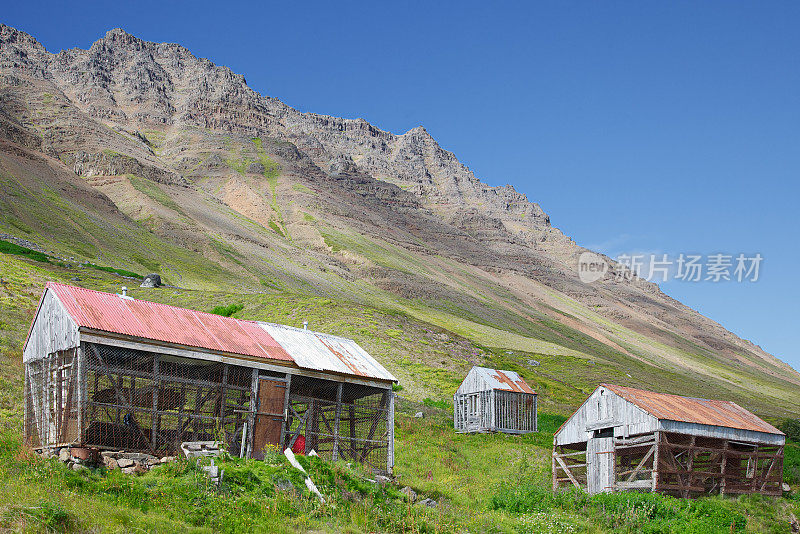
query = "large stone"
(417, 498, 437, 508)
(58, 448, 70, 462)
(117, 458, 135, 468)
(140, 274, 161, 288)
(400, 486, 417, 502)
(103, 456, 119, 470)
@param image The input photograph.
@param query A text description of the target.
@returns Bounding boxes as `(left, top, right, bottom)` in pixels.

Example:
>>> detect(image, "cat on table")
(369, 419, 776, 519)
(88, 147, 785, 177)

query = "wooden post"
(651, 431, 660, 492)
(683, 434, 696, 498)
(56, 352, 63, 440)
(77, 345, 86, 446)
(387, 389, 395, 473)
(278, 373, 291, 450)
(245, 368, 259, 459)
(552, 446, 558, 491)
(218, 364, 228, 444)
(151, 355, 159, 452)
(720, 439, 729, 496)
(348, 404, 357, 460)
(332, 382, 343, 461)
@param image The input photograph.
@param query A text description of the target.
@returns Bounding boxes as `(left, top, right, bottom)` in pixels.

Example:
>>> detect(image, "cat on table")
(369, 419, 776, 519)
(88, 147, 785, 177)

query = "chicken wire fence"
(24, 343, 393, 472)
(26, 342, 254, 456)
(285, 375, 391, 472)
(24, 348, 80, 448)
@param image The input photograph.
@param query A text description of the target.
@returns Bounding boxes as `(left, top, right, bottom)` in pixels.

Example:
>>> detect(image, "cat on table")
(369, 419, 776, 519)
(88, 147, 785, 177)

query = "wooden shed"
(23, 283, 397, 473)
(553, 384, 785, 497)
(453, 366, 537, 433)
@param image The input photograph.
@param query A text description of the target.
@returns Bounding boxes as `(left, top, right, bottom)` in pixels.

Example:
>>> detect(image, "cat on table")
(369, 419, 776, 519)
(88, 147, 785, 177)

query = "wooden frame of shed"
(453, 366, 537, 434)
(552, 384, 785, 497)
(23, 283, 397, 473)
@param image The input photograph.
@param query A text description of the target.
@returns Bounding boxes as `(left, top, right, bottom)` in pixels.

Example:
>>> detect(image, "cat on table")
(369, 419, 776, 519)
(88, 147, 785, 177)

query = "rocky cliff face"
(1, 24, 798, 413)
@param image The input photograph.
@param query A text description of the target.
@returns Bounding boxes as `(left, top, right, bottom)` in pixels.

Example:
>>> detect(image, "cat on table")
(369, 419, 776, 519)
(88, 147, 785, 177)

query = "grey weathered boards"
(453, 366, 537, 434)
(553, 384, 785, 497)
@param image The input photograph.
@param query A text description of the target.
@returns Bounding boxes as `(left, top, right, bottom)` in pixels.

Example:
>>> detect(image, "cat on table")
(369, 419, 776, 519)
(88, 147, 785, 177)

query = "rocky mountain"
(1, 24, 798, 417)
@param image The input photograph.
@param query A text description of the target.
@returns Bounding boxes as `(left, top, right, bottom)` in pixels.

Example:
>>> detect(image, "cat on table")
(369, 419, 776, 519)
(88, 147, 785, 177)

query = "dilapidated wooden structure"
(553, 384, 785, 497)
(454, 366, 537, 434)
(23, 283, 397, 473)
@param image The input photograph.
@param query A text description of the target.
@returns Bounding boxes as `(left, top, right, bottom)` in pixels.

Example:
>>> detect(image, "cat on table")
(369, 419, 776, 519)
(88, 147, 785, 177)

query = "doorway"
(251, 378, 286, 460)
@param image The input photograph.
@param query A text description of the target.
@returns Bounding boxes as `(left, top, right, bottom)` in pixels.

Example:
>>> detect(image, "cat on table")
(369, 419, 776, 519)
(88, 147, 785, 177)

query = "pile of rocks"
(100, 451, 176, 474)
(38, 447, 176, 475)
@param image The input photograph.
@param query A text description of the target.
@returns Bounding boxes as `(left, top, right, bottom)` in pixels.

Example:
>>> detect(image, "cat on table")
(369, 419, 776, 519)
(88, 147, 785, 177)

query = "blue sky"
(5, 1, 800, 369)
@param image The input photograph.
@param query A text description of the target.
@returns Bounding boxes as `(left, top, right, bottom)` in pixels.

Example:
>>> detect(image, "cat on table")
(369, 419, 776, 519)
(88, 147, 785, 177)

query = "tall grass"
(490, 483, 747, 533)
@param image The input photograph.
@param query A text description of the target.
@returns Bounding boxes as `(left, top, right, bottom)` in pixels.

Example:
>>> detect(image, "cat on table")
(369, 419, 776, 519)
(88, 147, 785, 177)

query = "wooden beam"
(759, 446, 782, 491)
(652, 431, 660, 492)
(278, 373, 291, 451)
(151, 355, 159, 452)
(331, 382, 343, 462)
(555, 454, 581, 489)
(387, 390, 395, 473)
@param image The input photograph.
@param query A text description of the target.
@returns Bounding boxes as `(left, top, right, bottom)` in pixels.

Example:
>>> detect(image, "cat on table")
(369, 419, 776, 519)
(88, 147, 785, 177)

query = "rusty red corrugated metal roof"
(48, 282, 293, 361)
(42, 283, 396, 382)
(492, 369, 536, 394)
(603, 383, 782, 435)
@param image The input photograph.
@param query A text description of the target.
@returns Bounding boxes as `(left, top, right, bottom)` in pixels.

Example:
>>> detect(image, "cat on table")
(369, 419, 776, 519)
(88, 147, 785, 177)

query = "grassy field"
(1, 252, 799, 533)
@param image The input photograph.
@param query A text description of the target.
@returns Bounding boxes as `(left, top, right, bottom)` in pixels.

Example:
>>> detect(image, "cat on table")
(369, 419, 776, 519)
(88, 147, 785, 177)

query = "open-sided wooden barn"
(23, 283, 397, 473)
(454, 366, 537, 434)
(553, 384, 785, 497)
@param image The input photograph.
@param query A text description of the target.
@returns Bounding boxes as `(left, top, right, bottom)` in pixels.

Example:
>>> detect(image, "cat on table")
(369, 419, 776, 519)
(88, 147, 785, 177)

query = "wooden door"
(587, 436, 615, 494)
(251, 378, 286, 460)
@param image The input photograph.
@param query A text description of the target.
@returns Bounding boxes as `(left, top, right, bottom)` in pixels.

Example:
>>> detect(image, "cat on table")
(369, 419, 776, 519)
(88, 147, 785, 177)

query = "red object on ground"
(291, 436, 306, 455)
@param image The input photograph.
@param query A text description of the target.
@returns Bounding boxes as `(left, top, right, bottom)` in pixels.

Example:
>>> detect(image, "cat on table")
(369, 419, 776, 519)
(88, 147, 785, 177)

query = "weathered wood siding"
(555, 386, 658, 446)
(23, 288, 80, 363)
(455, 367, 489, 395)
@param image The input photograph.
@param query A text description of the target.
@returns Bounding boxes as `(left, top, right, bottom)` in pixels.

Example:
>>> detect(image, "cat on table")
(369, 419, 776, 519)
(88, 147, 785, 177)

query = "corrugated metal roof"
(258, 323, 397, 382)
(49, 282, 292, 361)
(474, 366, 536, 394)
(43, 283, 395, 382)
(603, 384, 782, 435)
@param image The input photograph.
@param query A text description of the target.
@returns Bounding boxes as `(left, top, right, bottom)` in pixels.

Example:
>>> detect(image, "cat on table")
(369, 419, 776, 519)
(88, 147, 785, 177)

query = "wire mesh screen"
(284, 375, 390, 472)
(24, 348, 80, 448)
(83, 342, 253, 456)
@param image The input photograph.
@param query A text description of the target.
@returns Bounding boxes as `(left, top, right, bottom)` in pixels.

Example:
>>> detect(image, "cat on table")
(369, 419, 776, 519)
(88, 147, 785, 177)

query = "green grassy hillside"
(1, 250, 799, 533)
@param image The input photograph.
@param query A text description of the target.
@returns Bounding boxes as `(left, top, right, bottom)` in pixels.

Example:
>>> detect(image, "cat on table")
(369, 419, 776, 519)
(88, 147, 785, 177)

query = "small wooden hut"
(23, 283, 397, 473)
(553, 384, 785, 496)
(453, 366, 537, 433)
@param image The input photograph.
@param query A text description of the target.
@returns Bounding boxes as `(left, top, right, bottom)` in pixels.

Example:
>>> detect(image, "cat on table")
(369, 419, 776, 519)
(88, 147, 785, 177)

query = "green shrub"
(85, 263, 141, 279)
(211, 303, 244, 317)
(784, 442, 800, 484)
(0, 239, 50, 263)
(780, 419, 800, 443)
